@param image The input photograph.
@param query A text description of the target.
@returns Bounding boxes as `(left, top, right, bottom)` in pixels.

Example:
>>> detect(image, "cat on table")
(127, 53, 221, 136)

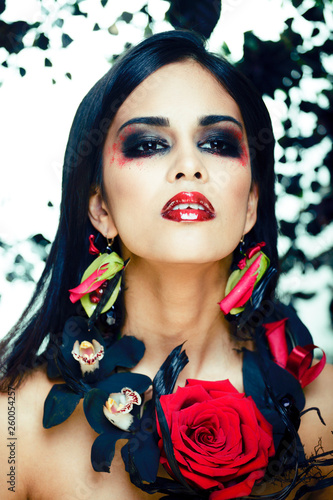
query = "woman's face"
(95, 60, 258, 265)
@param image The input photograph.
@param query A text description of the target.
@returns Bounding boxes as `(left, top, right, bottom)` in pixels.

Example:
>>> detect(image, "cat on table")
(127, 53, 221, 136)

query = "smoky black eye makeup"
(198, 128, 244, 159)
(121, 131, 170, 159)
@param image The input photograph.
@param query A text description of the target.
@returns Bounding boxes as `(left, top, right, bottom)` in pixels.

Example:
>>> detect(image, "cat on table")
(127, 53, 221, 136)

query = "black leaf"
(62, 33, 73, 48)
(302, 6, 324, 22)
(120, 12, 133, 24)
(321, 39, 333, 55)
(33, 32, 49, 50)
(279, 220, 297, 240)
(53, 18, 64, 28)
(155, 397, 198, 495)
(285, 175, 302, 197)
(0, 20, 37, 54)
(30, 234, 51, 247)
(71, 3, 88, 17)
(236, 32, 299, 98)
(153, 344, 188, 397)
(291, 0, 303, 7)
(166, 0, 221, 39)
(299, 101, 318, 114)
(311, 181, 321, 193)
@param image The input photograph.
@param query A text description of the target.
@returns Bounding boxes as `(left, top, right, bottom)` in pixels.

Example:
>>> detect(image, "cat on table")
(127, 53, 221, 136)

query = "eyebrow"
(199, 115, 243, 131)
(117, 117, 170, 135)
(117, 114, 243, 136)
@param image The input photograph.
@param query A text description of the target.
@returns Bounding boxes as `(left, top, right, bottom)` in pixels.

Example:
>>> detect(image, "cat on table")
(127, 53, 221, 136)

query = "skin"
(0, 61, 332, 499)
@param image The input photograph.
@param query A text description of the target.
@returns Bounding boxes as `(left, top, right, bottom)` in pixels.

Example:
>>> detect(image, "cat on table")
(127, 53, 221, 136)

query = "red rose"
(156, 379, 274, 500)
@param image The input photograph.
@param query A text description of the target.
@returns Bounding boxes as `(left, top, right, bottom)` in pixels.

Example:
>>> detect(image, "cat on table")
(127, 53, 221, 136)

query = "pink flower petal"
(69, 267, 108, 303)
(219, 255, 262, 314)
(263, 318, 289, 368)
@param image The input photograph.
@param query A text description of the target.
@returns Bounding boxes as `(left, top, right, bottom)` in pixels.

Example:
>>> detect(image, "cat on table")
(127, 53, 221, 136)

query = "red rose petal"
(209, 469, 264, 500)
(156, 379, 274, 497)
(186, 379, 239, 395)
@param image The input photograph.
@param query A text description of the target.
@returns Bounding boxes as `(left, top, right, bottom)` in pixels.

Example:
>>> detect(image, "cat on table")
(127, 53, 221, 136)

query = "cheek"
(104, 141, 145, 170)
(207, 157, 252, 205)
(103, 166, 155, 226)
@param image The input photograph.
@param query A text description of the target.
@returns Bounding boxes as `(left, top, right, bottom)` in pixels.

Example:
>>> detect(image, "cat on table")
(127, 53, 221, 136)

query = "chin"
(121, 237, 235, 266)
(151, 249, 229, 266)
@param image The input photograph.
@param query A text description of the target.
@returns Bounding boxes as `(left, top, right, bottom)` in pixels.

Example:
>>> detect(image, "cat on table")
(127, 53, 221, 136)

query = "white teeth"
(180, 213, 198, 220)
(172, 203, 205, 211)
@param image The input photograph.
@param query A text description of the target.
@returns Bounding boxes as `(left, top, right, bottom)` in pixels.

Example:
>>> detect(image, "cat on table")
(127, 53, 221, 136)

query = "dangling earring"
(239, 235, 245, 255)
(218, 240, 271, 317)
(69, 234, 128, 327)
(105, 236, 114, 254)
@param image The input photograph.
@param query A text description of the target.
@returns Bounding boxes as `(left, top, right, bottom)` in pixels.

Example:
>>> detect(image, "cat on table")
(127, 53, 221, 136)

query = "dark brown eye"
(122, 134, 169, 158)
(139, 141, 164, 152)
(199, 134, 241, 158)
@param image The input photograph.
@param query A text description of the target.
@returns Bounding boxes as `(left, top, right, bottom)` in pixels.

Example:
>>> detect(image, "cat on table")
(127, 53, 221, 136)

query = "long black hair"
(0, 29, 278, 389)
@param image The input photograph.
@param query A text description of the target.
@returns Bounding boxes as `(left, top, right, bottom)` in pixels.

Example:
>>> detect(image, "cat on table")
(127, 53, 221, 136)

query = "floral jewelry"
(156, 379, 275, 500)
(219, 241, 270, 316)
(43, 314, 333, 499)
(69, 235, 127, 327)
(43, 316, 150, 430)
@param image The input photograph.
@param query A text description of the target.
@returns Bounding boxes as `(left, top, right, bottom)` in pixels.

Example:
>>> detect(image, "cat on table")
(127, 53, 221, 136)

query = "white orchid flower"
(103, 387, 141, 431)
(72, 339, 104, 375)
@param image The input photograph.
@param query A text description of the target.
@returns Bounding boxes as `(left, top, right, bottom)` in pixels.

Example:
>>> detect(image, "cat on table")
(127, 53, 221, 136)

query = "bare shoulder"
(299, 363, 333, 498)
(0, 368, 53, 499)
(0, 368, 162, 500)
(301, 363, 333, 449)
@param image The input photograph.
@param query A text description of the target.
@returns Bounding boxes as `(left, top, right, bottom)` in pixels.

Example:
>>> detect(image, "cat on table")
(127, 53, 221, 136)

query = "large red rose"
(156, 379, 275, 500)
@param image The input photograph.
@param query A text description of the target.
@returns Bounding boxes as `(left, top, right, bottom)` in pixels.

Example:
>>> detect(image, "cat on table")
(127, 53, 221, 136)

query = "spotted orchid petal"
(103, 387, 142, 431)
(72, 339, 104, 375)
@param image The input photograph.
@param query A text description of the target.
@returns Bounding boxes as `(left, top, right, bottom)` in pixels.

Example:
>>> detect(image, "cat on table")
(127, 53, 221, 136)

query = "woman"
(0, 30, 332, 499)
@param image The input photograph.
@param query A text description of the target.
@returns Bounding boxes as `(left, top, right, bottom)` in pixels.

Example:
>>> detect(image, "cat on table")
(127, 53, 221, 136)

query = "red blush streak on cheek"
(109, 125, 143, 169)
(240, 145, 249, 168)
(108, 142, 130, 169)
(232, 128, 249, 168)
(108, 142, 145, 169)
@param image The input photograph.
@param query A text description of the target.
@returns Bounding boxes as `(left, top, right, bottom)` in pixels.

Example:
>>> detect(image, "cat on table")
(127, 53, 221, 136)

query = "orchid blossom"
(103, 388, 142, 431)
(72, 339, 104, 375)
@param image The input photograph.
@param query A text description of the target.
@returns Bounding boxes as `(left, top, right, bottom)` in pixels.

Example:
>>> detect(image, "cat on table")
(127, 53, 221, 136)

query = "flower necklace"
(43, 238, 329, 499)
(44, 309, 329, 499)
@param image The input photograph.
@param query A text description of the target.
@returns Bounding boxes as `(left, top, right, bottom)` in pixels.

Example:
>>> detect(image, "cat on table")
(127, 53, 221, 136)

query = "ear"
(243, 183, 259, 235)
(88, 189, 118, 239)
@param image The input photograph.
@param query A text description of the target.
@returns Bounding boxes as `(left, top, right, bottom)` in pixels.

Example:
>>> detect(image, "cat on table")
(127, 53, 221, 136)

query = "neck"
(121, 257, 246, 388)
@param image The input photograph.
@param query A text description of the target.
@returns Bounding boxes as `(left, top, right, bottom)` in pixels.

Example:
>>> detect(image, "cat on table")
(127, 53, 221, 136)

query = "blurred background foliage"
(0, 0, 332, 356)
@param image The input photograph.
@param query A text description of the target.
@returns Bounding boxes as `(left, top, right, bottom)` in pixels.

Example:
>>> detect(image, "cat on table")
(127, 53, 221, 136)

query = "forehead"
(111, 60, 243, 130)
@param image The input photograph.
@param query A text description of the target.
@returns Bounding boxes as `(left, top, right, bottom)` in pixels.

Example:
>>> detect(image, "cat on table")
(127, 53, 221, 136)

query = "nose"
(166, 146, 209, 183)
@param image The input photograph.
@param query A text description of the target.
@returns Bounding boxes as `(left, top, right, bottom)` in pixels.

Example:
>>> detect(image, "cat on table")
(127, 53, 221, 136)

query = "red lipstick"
(161, 191, 215, 222)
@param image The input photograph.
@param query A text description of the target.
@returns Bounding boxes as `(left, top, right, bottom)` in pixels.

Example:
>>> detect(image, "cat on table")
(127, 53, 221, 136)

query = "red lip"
(161, 191, 215, 222)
